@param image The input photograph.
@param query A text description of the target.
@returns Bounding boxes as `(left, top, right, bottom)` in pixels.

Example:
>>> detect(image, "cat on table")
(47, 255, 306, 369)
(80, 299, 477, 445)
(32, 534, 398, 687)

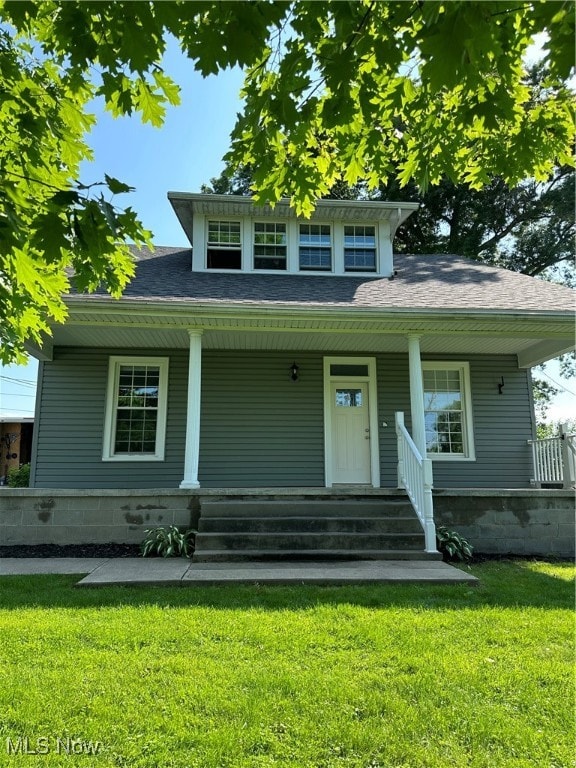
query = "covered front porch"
(27, 291, 575, 559)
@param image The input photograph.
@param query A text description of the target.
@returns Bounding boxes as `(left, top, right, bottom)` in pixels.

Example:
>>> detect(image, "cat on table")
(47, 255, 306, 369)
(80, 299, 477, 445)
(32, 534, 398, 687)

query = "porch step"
(193, 550, 442, 563)
(199, 516, 422, 534)
(200, 499, 414, 518)
(193, 497, 434, 562)
(196, 532, 424, 551)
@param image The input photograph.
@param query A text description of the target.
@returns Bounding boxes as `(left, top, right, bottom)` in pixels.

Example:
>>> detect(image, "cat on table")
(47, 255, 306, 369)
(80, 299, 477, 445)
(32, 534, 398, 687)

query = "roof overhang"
(168, 192, 419, 246)
(34, 297, 575, 368)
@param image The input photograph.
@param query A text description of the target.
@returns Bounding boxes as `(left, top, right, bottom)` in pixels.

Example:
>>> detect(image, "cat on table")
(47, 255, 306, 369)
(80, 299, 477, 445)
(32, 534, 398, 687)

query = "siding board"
(32, 348, 534, 489)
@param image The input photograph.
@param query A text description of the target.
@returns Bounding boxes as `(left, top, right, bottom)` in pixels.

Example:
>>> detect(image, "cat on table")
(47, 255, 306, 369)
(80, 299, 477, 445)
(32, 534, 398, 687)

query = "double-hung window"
(103, 357, 169, 461)
(299, 224, 332, 271)
(206, 220, 241, 269)
(422, 362, 475, 460)
(253, 222, 287, 270)
(344, 225, 377, 272)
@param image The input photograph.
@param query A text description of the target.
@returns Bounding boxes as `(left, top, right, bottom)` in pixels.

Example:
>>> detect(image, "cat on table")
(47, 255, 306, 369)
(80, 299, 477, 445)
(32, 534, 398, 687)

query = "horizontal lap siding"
(32, 348, 188, 488)
(376, 354, 412, 487)
(32, 348, 534, 489)
(199, 351, 324, 487)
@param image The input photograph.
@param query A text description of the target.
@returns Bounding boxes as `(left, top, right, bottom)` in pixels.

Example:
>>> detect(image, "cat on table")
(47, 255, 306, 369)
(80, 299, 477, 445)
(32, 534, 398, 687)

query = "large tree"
(0, 0, 574, 363)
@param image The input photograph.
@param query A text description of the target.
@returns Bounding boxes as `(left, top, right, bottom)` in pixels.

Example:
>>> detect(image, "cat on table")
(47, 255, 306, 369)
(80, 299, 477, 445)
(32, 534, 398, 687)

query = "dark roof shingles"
(81, 246, 575, 314)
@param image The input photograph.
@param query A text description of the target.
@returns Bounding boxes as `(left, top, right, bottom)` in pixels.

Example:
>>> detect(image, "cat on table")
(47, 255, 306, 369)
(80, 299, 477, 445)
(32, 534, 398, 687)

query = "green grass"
(0, 560, 573, 767)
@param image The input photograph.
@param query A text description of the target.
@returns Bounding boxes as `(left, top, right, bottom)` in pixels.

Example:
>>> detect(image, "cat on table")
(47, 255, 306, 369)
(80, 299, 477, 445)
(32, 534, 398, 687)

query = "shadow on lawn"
(0, 560, 573, 612)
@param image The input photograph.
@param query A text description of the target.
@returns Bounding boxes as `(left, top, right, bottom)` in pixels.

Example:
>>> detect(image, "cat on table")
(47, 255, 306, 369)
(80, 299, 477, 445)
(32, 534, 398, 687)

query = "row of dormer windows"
(205, 220, 377, 273)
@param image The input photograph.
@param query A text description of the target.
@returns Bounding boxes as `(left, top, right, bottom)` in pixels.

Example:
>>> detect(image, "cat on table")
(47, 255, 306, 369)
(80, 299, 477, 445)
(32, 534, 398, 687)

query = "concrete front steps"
(193, 497, 440, 562)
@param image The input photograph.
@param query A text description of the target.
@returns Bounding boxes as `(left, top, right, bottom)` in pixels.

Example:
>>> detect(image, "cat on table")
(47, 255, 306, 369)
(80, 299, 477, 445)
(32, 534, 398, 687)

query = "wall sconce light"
(290, 362, 300, 382)
(498, 376, 505, 395)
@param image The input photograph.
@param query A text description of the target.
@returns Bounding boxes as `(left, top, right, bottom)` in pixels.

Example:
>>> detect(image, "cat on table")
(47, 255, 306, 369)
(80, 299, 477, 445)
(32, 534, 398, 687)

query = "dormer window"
(344, 225, 376, 272)
(207, 220, 241, 269)
(254, 222, 287, 270)
(299, 224, 332, 271)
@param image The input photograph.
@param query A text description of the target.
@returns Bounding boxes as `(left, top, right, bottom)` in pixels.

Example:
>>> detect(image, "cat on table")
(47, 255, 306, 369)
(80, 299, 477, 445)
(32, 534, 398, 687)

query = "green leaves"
(226, 1, 574, 205)
(104, 174, 134, 196)
(0, 0, 574, 363)
(0, 16, 154, 364)
(436, 526, 474, 563)
(140, 526, 195, 558)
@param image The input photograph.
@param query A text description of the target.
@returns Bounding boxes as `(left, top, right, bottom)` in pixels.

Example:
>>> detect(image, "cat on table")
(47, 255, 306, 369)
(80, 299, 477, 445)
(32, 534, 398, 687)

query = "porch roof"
(30, 248, 574, 367)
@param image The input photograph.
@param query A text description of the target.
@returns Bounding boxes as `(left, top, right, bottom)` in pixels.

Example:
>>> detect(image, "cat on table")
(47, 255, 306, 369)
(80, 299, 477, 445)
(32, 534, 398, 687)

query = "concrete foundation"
(0, 488, 573, 557)
(0, 489, 198, 545)
(434, 489, 575, 558)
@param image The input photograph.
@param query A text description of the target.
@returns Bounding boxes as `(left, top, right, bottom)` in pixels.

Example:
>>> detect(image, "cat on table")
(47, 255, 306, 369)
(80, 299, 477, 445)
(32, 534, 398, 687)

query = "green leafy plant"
(7, 463, 31, 487)
(140, 526, 195, 558)
(436, 526, 474, 563)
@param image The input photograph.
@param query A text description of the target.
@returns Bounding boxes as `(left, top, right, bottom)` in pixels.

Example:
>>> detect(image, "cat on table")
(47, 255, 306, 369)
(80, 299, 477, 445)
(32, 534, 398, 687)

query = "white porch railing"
(395, 412, 437, 553)
(528, 424, 576, 488)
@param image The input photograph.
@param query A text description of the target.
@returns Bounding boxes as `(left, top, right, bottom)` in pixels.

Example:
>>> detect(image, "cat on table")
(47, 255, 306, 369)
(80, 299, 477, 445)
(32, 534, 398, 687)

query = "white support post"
(180, 330, 203, 489)
(407, 334, 437, 553)
(560, 422, 575, 489)
(422, 457, 437, 553)
(407, 335, 426, 457)
(396, 411, 406, 489)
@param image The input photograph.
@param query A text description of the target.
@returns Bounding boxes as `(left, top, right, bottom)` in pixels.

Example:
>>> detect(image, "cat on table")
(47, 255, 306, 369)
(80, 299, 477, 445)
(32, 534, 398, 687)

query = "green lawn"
(0, 560, 573, 768)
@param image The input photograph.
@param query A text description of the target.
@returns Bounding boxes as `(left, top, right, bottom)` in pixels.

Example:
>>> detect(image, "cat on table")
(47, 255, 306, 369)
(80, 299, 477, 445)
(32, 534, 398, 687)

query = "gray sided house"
(10, 195, 575, 557)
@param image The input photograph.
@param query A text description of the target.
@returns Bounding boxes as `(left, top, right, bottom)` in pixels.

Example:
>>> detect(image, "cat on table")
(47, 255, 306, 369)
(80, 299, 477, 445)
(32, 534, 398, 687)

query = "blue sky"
(0, 41, 574, 423)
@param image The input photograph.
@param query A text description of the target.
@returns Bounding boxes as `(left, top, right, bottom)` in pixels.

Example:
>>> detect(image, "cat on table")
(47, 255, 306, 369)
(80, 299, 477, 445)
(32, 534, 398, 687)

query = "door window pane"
(336, 389, 363, 407)
(330, 364, 369, 376)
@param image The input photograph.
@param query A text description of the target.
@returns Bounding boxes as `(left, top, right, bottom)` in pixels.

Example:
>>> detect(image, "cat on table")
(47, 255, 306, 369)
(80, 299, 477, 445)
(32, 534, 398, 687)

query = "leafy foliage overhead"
(0, 1, 574, 363)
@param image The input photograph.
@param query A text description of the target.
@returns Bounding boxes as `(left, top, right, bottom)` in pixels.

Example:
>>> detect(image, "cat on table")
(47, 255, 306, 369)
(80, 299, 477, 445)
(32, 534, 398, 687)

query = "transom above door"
(323, 357, 380, 488)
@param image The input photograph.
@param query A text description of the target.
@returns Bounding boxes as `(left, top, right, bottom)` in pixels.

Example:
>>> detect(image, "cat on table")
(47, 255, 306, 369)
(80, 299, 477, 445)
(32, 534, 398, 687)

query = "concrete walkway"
(0, 558, 478, 586)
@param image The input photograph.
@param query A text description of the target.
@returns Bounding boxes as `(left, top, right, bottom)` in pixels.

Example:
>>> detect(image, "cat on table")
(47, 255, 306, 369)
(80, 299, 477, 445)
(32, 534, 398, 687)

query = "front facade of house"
(27, 195, 574, 499)
(15, 194, 574, 556)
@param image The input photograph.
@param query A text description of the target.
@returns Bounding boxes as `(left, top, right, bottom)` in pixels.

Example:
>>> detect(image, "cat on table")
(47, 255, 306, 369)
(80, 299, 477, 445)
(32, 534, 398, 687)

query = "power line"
(0, 376, 36, 388)
(537, 369, 576, 397)
(1, 392, 37, 398)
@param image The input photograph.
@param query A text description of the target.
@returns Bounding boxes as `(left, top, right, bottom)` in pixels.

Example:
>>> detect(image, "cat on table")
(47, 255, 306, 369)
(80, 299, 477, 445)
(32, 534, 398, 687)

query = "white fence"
(529, 425, 576, 487)
(395, 412, 437, 553)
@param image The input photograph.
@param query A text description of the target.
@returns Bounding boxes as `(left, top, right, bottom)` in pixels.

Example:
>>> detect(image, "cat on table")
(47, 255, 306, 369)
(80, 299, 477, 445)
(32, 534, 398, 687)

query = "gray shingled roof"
(77, 246, 575, 314)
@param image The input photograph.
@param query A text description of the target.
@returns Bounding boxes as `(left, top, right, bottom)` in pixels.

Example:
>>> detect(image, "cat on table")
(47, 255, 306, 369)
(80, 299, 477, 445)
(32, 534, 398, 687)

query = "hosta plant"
(436, 526, 474, 563)
(140, 526, 195, 558)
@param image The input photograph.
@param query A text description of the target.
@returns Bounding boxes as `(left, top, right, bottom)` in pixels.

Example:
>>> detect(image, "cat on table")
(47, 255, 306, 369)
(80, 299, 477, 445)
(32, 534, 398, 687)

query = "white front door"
(330, 382, 372, 484)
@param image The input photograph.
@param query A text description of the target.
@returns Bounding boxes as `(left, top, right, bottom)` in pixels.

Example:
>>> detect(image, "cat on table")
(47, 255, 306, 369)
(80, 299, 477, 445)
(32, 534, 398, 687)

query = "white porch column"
(180, 330, 203, 489)
(407, 334, 437, 552)
(407, 334, 426, 456)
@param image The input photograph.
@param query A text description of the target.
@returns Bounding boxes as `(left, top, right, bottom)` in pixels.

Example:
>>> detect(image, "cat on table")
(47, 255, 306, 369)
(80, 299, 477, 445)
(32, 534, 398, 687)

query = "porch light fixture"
(498, 376, 505, 395)
(290, 362, 300, 382)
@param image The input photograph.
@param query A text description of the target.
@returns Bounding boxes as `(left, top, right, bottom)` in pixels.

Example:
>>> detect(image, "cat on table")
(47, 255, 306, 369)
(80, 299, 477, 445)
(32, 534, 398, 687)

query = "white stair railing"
(528, 423, 576, 488)
(395, 412, 437, 553)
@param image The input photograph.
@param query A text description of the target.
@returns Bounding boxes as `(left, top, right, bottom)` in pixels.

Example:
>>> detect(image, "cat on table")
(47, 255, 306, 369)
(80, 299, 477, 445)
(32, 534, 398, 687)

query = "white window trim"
(191, 214, 391, 276)
(422, 361, 475, 461)
(252, 221, 288, 271)
(342, 223, 378, 273)
(298, 221, 334, 273)
(103, 356, 169, 462)
(205, 218, 244, 271)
